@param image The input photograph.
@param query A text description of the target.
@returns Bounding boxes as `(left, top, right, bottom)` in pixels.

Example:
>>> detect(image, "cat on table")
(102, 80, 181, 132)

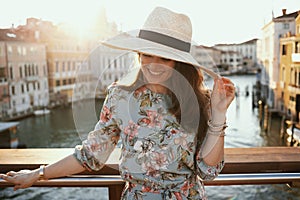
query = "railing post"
(108, 183, 125, 200)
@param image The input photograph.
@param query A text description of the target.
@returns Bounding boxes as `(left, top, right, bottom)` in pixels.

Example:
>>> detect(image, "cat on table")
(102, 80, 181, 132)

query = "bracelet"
(38, 165, 46, 180)
(208, 130, 226, 137)
(207, 120, 228, 131)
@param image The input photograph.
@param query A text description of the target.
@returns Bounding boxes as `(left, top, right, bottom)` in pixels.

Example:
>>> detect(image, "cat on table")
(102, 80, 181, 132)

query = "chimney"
(282, 8, 287, 15)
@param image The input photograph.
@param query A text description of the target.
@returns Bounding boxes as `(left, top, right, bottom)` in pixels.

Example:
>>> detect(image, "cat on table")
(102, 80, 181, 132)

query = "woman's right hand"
(0, 169, 39, 191)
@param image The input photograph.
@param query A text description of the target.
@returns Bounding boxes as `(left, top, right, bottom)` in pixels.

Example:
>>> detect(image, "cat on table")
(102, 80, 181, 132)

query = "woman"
(0, 7, 235, 199)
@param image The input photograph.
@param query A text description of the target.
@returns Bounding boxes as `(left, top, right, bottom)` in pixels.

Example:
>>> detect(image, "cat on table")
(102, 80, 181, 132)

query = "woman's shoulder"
(106, 82, 132, 97)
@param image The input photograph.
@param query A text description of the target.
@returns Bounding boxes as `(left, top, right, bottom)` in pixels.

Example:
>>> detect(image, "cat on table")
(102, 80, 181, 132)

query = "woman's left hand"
(210, 77, 235, 123)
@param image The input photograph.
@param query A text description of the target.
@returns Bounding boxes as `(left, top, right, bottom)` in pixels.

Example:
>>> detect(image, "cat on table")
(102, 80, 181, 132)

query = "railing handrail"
(1, 147, 299, 199)
(1, 173, 300, 187)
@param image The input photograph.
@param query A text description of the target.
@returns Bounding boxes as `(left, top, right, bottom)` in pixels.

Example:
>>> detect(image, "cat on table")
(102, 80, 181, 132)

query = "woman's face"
(140, 54, 176, 84)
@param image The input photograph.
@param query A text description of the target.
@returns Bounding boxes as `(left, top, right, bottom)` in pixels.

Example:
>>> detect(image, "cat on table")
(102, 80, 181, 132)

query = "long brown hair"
(169, 62, 210, 146)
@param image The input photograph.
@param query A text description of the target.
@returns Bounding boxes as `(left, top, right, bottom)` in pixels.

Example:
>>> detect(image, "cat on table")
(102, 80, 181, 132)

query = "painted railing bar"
(1, 173, 299, 187)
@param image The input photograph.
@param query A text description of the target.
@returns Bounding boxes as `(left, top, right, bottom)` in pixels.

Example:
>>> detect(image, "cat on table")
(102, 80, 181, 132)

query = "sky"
(1, 0, 299, 46)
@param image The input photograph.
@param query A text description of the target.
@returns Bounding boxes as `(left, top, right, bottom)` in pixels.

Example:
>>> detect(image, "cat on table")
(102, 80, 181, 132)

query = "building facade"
(3, 39, 48, 118)
(0, 42, 10, 119)
(191, 45, 221, 74)
(214, 38, 259, 73)
(279, 13, 300, 122)
(259, 9, 299, 109)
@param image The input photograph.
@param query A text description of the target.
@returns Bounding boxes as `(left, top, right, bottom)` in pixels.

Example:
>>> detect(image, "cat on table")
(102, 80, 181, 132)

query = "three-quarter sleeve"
(73, 85, 121, 171)
(195, 140, 224, 181)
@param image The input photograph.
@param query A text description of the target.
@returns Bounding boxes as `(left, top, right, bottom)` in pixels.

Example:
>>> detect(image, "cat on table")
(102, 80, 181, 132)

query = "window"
(11, 86, 15, 95)
(24, 65, 28, 77)
(283, 23, 289, 29)
(56, 61, 59, 72)
(21, 84, 24, 93)
(28, 65, 31, 76)
(56, 80, 60, 86)
(17, 46, 22, 55)
(7, 46, 12, 54)
(282, 45, 287, 55)
(0, 68, 4, 78)
(9, 67, 13, 79)
(22, 47, 26, 56)
(36, 65, 39, 76)
(63, 79, 67, 85)
(290, 68, 294, 84)
(296, 42, 300, 53)
(43, 65, 47, 76)
(19, 66, 23, 78)
(68, 61, 71, 71)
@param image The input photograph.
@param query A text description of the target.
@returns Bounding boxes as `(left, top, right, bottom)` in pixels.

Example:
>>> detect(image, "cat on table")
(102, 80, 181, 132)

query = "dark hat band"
(138, 30, 191, 52)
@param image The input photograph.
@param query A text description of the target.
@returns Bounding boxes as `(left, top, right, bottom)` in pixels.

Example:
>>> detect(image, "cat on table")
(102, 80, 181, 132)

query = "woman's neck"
(145, 84, 168, 94)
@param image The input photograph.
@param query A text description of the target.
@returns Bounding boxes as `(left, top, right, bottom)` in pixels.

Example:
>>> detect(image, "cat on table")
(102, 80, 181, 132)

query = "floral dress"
(74, 84, 224, 200)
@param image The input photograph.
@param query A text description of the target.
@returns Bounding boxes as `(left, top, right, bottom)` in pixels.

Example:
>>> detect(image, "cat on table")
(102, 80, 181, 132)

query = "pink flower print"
(124, 120, 139, 141)
(146, 110, 162, 127)
(180, 181, 195, 196)
(142, 161, 159, 177)
(100, 106, 112, 123)
(174, 192, 183, 200)
(174, 133, 188, 148)
(134, 86, 147, 98)
(170, 128, 179, 135)
(142, 185, 160, 193)
(137, 117, 151, 126)
(150, 151, 169, 170)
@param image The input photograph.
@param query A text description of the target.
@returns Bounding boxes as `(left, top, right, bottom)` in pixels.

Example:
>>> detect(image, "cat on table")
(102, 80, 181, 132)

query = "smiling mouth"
(147, 67, 165, 76)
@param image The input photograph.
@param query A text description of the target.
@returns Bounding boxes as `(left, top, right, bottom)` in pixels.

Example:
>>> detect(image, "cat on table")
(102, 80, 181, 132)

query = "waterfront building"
(87, 44, 136, 99)
(191, 45, 221, 74)
(0, 29, 49, 119)
(220, 50, 243, 74)
(213, 38, 259, 73)
(279, 13, 300, 122)
(0, 41, 10, 119)
(259, 9, 299, 110)
(15, 18, 91, 104)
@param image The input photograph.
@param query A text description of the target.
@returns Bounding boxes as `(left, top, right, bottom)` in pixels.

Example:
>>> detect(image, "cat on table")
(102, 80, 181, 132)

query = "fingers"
(214, 77, 235, 94)
(14, 184, 22, 191)
(6, 171, 17, 176)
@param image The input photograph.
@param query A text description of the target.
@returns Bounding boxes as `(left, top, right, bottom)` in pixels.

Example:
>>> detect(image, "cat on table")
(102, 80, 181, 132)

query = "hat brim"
(101, 32, 219, 79)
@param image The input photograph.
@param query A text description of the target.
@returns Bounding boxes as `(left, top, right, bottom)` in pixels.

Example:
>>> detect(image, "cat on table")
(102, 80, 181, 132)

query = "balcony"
(292, 53, 300, 63)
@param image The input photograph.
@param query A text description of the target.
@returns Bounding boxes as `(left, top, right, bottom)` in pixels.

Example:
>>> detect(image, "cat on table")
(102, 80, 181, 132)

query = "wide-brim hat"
(101, 6, 219, 79)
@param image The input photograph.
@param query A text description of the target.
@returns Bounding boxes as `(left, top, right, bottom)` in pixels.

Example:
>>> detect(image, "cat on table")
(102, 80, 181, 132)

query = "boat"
(34, 109, 50, 116)
(0, 122, 20, 148)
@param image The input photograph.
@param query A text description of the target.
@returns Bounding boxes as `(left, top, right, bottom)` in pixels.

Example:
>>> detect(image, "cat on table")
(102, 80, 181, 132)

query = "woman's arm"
(196, 77, 234, 179)
(0, 84, 122, 190)
(202, 77, 234, 165)
(0, 154, 84, 191)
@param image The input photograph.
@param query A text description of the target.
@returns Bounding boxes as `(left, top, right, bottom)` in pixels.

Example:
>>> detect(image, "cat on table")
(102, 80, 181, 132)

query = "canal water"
(1, 74, 300, 199)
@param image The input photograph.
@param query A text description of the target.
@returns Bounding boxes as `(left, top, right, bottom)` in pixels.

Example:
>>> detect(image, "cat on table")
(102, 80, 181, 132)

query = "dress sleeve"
(195, 137, 225, 181)
(73, 85, 121, 171)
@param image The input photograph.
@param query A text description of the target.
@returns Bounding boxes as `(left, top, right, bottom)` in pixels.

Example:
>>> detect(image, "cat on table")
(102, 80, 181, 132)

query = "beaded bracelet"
(208, 129, 226, 137)
(207, 120, 228, 131)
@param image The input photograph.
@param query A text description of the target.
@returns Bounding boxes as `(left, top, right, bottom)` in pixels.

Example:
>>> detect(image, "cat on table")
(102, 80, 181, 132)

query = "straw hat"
(102, 7, 218, 79)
